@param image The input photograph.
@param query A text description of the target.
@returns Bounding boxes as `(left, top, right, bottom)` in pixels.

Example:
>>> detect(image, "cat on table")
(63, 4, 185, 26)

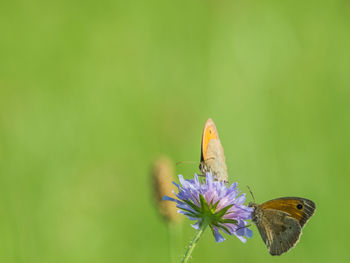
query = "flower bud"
(151, 156, 182, 224)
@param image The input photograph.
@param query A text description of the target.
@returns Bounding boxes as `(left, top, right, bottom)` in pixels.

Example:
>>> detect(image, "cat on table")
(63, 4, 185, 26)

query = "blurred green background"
(1, 0, 349, 262)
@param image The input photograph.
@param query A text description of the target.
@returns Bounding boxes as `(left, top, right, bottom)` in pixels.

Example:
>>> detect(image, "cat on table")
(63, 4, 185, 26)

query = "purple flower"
(163, 173, 253, 243)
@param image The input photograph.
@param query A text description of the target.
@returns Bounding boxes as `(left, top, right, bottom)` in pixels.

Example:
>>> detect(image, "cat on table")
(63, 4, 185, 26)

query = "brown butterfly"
(249, 197, 316, 256)
(199, 118, 228, 183)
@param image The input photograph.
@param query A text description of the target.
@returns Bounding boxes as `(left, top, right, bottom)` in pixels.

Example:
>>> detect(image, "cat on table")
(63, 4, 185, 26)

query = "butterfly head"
(248, 202, 260, 223)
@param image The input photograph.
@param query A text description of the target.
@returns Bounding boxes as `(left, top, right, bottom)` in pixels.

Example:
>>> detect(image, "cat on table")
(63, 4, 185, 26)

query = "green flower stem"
(181, 223, 208, 263)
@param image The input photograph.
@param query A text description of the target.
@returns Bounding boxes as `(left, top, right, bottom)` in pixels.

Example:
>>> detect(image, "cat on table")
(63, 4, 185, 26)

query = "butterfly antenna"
(203, 157, 215, 161)
(176, 161, 197, 165)
(236, 224, 252, 232)
(246, 185, 255, 203)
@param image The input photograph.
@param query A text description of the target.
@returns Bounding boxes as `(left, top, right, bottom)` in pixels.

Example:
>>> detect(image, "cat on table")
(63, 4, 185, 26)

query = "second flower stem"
(181, 223, 208, 263)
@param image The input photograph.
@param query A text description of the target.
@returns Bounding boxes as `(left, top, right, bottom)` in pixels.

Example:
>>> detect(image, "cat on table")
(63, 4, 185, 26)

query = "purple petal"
(234, 233, 247, 243)
(191, 221, 200, 230)
(213, 227, 225, 243)
(245, 228, 253, 238)
(163, 196, 182, 205)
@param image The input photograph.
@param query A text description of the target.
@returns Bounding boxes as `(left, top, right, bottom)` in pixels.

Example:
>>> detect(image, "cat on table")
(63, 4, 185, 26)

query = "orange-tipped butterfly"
(199, 118, 228, 182)
(249, 197, 316, 255)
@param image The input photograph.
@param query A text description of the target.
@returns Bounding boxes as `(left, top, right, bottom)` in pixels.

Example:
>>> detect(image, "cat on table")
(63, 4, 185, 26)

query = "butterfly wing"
(259, 197, 316, 227)
(255, 208, 302, 255)
(200, 118, 218, 162)
(199, 118, 228, 182)
(254, 197, 315, 255)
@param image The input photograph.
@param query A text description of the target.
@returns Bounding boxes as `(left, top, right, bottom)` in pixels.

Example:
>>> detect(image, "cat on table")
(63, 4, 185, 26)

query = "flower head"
(163, 173, 253, 242)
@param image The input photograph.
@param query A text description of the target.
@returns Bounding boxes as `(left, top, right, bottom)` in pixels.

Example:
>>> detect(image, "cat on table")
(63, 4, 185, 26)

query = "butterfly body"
(249, 197, 315, 256)
(199, 118, 228, 183)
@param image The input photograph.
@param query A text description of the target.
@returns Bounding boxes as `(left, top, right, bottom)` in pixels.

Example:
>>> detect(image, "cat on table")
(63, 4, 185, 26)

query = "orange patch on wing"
(260, 199, 306, 223)
(201, 119, 218, 160)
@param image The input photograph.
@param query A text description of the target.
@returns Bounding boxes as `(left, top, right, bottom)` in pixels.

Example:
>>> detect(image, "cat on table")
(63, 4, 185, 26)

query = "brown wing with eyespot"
(199, 118, 228, 182)
(259, 197, 316, 227)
